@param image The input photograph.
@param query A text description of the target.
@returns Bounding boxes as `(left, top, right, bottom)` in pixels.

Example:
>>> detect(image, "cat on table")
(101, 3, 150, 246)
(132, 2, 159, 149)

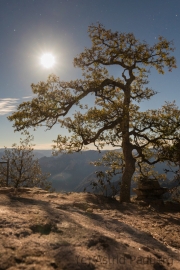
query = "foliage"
(0, 134, 52, 190)
(159, 139, 180, 195)
(8, 23, 179, 202)
(89, 149, 167, 197)
(88, 150, 123, 197)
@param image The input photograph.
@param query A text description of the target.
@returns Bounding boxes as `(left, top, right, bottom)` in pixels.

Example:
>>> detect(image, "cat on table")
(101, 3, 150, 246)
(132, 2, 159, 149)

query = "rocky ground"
(0, 187, 180, 270)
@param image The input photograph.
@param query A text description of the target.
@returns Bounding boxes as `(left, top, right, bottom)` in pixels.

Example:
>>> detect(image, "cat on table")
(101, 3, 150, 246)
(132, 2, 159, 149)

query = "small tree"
(160, 139, 180, 198)
(8, 24, 180, 202)
(90, 148, 166, 197)
(0, 134, 51, 190)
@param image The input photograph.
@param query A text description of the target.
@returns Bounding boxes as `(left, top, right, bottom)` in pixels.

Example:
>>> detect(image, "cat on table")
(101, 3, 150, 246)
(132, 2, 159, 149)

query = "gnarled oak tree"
(8, 24, 179, 202)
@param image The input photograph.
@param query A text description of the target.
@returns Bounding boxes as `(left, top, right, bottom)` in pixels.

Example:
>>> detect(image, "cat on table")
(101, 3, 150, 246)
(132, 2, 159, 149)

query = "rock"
(133, 179, 168, 200)
(14, 228, 32, 237)
(0, 187, 50, 195)
(16, 187, 32, 193)
(86, 208, 93, 213)
(171, 186, 180, 202)
(138, 180, 161, 189)
(0, 187, 14, 193)
(30, 187, 49, 194)
(45, 194, 58, 198)
(73, 202, 88, 210)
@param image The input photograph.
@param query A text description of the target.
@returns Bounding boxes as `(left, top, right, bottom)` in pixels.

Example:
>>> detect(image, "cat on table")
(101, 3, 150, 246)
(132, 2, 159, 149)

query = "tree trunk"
(120, 84, 136, 202)
(120, 151, 135, 202)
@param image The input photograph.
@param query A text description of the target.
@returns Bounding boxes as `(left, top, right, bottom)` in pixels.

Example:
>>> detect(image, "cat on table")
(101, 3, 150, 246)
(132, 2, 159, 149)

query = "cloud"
(22, 96, 32, 99)
(0, 98, 19, 115)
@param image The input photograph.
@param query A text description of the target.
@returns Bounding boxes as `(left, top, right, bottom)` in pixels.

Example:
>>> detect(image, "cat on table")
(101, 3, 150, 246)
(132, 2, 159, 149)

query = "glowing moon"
(40, 53, 55, 68)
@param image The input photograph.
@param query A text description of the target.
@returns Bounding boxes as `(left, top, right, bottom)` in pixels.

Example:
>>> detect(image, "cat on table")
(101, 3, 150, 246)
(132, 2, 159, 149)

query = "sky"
(0, 0, 179, 150)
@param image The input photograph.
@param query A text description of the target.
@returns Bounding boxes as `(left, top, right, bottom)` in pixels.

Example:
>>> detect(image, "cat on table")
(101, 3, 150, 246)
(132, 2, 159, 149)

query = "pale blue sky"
(0, 0, 179, 149)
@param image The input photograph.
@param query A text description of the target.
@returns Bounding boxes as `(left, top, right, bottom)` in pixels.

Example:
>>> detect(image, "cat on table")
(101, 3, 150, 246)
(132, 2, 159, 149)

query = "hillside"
(0, 149, 53, 160)
(0, 187, 179, 270)
(39, 151, 108, 192)
(38, 151, 177, 195)
(1, 149, 178, 196)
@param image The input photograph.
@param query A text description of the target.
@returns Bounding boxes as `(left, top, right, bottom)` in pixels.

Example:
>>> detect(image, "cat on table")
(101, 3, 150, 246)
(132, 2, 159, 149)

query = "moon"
(40, 53, 55, 68)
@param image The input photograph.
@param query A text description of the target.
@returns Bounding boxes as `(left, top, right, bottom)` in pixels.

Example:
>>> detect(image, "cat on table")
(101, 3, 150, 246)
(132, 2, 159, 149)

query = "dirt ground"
(0, 187, 180, 270)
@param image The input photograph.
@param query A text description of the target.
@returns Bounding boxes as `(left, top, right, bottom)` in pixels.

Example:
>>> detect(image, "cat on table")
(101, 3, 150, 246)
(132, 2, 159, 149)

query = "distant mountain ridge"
(38, 150, 177, 195)
(0, 148, 178, 195)
(0, 149, 53, 159)
(39, 150, 108, 192)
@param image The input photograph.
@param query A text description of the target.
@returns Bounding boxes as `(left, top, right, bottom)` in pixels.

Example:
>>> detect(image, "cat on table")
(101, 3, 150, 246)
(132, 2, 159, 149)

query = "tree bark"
(120, 85, 136, 202)
(120, 149, 136, 202)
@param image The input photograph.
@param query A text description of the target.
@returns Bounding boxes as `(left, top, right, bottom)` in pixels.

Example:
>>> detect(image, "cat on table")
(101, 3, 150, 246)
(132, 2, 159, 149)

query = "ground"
(0, 187, 179, 270)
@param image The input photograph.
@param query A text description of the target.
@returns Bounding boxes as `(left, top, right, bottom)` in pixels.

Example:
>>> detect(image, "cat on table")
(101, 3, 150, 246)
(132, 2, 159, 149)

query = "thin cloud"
(0, 98, 19, 115)
(22, 96, 32, 99)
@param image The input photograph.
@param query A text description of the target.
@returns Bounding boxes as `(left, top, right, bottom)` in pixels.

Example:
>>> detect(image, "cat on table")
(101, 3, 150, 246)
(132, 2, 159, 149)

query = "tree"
(90, 148, 167, 198)
(161, 139, 180, 196)
(8, 23, 180, 202)
(0, 134, 51, 190)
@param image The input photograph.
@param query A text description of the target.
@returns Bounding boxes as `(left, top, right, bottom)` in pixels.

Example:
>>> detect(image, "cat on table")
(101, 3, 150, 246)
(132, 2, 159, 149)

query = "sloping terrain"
(1, 149, 177, 195)
(38, 150, 176, 194)
(39, 151, 107, 192)
(0, 187, 180, 270)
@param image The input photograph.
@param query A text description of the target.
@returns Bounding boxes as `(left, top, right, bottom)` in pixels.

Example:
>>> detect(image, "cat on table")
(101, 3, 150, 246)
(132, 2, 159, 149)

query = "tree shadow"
(0, 192, 179, 269)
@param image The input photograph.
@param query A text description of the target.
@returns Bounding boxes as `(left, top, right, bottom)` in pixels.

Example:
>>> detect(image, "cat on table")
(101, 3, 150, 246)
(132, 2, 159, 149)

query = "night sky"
(0, 0, 179, 149)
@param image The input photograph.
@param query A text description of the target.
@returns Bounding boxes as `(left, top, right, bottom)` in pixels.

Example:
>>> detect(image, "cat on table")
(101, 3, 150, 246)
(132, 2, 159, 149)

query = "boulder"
(133, 178, 168, 200)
